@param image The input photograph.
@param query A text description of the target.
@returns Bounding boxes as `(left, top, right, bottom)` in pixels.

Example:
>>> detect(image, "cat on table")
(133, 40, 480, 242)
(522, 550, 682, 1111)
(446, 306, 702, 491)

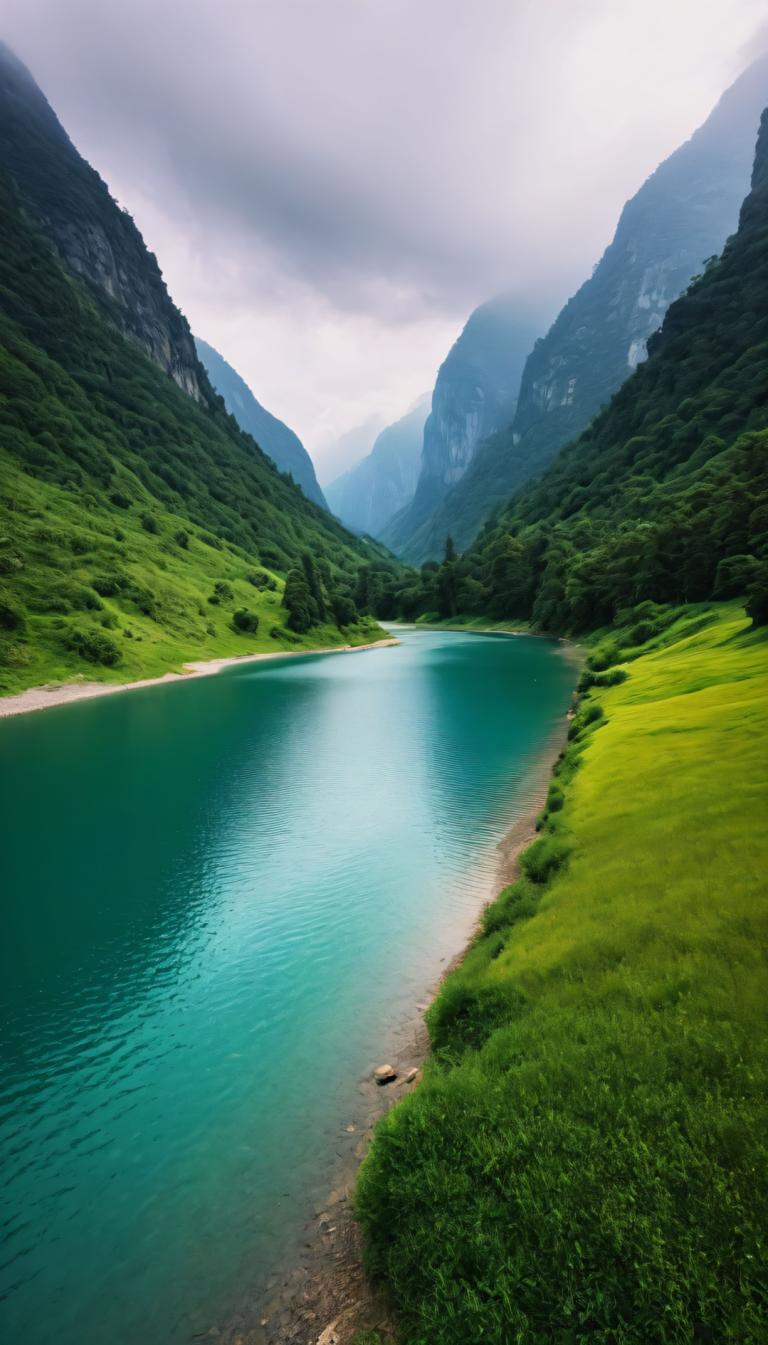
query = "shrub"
(66, 626, 122, 666)
(520, 835, 570, 885)
(109, 490, 131, 509)
(232, 608, 259, 634)
(246, 570, 276, 590)
(0, 592, 26, 632)
(578, 669, 627, 694)
(92, 573, 127, 597)
(429, 981, 520, 1055)
(587, 641, 621, 672)
(174, 529, 189, 549)
(482, 879, 540, 936)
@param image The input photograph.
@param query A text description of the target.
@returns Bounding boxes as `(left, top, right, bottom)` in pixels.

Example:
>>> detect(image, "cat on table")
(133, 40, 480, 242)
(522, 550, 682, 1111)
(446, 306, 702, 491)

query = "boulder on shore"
(373, 1064, 397, 1085)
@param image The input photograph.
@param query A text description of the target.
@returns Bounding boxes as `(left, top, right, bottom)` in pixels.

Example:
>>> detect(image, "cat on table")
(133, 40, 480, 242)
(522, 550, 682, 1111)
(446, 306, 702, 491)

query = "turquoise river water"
(0, 627, 575, 1345)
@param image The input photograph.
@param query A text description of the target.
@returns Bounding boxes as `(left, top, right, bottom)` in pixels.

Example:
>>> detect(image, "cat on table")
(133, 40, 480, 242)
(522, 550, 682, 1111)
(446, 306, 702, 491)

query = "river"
(0, 627, 575, 1345)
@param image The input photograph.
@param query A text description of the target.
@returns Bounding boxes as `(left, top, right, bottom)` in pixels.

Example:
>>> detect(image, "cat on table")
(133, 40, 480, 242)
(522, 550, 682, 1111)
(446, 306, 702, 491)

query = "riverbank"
(0, 637, 399, 718)
(355, 602, 768, 1344)
(232, 656, 581, 1345)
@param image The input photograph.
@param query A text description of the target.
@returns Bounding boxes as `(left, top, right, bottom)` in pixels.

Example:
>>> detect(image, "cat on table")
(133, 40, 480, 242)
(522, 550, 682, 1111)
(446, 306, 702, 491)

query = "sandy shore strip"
(0, 638, 399, 719)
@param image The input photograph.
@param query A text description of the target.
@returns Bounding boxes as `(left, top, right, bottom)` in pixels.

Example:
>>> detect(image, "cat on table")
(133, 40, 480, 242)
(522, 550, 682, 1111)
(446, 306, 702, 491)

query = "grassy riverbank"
(356, 602, 768, 1343)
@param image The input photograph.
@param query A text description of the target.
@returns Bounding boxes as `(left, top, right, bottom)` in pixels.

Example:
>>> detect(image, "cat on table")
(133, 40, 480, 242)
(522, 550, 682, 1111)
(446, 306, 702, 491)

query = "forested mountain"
(405, 56, 768, 562)
(0, 48, 388, 693)
(380, 296, 545, 560)
(0, 42, 210, 403)
(384, 105, 768, 630)
(195, 338, 327, 509)
(325, 395, 429, 536)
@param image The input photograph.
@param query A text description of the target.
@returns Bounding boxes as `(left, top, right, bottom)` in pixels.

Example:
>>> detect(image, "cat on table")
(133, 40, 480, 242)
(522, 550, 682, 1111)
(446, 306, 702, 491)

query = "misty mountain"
(380, 296, 546, 558)
(325, 395, 429, 537)
(398, 55, 768, 563)
(0, 41, 211, 404)
(195, 338, 327, 509)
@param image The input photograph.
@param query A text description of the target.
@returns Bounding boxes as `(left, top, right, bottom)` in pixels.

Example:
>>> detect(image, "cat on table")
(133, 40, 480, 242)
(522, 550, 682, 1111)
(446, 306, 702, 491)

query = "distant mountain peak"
(194, 338, 327, 510)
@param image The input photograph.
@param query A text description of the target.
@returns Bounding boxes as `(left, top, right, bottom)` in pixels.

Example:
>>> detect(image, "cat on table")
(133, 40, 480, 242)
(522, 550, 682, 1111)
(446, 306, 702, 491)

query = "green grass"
(356, 603, 768, 1343)
(0, 455, 384, 694)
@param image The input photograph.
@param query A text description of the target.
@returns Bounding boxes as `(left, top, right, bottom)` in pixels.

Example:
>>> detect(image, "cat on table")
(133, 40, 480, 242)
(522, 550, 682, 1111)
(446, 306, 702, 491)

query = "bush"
(141, 513, 159, 534)
(520, 835, 570, 885)
(246, 570, 276, 591)
(429, 981, 521, 1055)
(0, 592, 26, 632)
(578, 668, 627, 692)
(174, 529, 189, 549)
(232, 608, 259, 634)
(109, 490, 131, 509)
(587, 641, 621, 672)
(66, 626, 122, 666)
(92, 573, 127, 597)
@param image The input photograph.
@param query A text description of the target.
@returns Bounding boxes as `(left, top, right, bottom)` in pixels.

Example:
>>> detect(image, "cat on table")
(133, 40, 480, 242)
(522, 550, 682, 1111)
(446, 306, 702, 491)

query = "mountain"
(404, 55, 768, 563)
(195, 338, 327, 509)
(387, 102, 768, 630)
(380, 296, 545, 559)
(317, 414, 387, 486)
(0, 46, 387, 694)
(325, 395, 429, 536)
(0, 41, 210, 403)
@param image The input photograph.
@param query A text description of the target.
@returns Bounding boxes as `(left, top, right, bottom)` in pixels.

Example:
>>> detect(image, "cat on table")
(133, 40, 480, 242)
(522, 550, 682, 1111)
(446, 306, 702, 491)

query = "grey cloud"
(2, 0, 765, 452)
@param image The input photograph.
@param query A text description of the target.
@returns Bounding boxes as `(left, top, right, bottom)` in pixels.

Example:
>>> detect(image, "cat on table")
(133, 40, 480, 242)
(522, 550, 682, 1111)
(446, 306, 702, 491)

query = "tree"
(302, 552, 327, 621)
(284, 568, 316, 632)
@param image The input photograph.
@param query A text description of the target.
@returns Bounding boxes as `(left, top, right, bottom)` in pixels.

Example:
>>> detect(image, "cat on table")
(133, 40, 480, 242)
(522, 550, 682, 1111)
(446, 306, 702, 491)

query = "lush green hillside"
(357, 605, 768, 1342)
(382, 108, 768, 631)
(0, 177, 387, 694)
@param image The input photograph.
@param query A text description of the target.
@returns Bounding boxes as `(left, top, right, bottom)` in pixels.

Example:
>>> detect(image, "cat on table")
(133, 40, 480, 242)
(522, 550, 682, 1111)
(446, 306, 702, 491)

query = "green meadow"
(357, 604, 768, 1343)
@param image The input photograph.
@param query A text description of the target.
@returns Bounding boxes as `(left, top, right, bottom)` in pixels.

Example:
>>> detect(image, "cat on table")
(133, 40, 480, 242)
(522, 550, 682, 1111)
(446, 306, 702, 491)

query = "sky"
(4, 0, 767, 480)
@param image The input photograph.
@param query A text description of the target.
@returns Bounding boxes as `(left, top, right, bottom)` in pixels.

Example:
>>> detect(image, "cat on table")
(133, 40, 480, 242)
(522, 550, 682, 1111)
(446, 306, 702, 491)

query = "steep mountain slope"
(0, 42, 210, 403)
(380, 296, 545, 559)
(388, 105, 768, 630)
(410, 55, 768, 562)
(195, 338, 327, 509)
(0, 58, 388, 694)
(325, 395, 429, 536)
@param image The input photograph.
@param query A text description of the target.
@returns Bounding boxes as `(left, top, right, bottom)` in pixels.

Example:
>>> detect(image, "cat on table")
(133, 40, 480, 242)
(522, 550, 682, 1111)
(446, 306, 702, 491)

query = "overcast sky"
(4, 0, 767, 478)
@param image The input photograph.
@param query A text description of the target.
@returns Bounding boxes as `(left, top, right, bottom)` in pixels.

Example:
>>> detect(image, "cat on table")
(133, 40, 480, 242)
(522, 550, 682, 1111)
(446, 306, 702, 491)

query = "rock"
(373, 1064, 397, 1085)
(316, 1322, 339, 1345)
(405, 1067, 419, 1083)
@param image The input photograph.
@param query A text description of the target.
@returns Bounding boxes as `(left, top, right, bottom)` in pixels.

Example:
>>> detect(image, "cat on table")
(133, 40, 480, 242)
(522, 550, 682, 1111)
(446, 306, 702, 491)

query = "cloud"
(3, 0, 766, 462)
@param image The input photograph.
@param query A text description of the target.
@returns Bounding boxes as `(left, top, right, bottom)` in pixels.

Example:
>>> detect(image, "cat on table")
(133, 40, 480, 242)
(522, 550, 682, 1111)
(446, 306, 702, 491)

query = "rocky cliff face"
(409, 57, 768, 564)
(380, 296, 546, 558)
(513, 57, 768, 445)
(325, 395, 429, 537)
(0, 42, 208, 402)
(195, 338, 327, 509)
